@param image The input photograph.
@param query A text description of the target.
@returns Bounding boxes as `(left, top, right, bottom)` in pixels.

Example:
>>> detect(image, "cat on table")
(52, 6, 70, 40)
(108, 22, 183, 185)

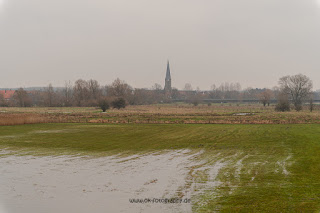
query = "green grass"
(1, 123, 320, 212)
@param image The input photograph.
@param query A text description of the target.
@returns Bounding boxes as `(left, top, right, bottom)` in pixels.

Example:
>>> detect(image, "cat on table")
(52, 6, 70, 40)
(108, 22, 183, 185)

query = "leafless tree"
(107, 78, 132, 100)
(44, 84, 55, 107)
(131, 89, 151, 105)
(63, 81, 73, 107)
(208, 82, 243, 100)
(13, 88, 31, 107)
(191, 94, 201, 106)
(152, 83, 162, 91)
(279, 74, 313, 111)
(184, 83, 193, 91)
(150, 83, 164, 103)
(171, 88, 180, 100)
(233, 82, 242, 91)
(186, 90, 203, 106)
(87, 79, 102, 106)
(258, 89, 273, 107)
(73, 79, 89, 106)
(88, 79, 101, 100)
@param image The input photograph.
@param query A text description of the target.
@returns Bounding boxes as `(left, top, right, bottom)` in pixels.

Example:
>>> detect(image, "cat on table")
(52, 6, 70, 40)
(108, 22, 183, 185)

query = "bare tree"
(107, 78, 132, 99)
(152, 83, 162, 91)
(13, 88, 31, 107)
(131, 89, 148, 105)
(44, 84, 55, 107)
(184, 83, 193, 91)
(130, 89, 157, 105)
(73, 79, 89, 106)
(279, 74, 313, 111)
(150, 83, 164, 103)
(234, 82, 242, 91)
(87, 79, 102, 106)
(258, 89, 273, 107)
(63, 81, 73, 107)
(190, 94, 201, 106)
(171, 88, 180, 100)
(88, 79, 101, 100)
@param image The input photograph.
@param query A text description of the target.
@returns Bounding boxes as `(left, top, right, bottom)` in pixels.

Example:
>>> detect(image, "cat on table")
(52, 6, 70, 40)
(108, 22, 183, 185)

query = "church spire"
(164, 60, 172, 96)
(166, 60, 171, 80)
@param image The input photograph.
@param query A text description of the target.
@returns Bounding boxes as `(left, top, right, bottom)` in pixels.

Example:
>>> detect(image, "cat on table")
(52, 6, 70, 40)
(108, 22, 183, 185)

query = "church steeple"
(166, 61, 171, 80)
(164, 60, 172, 96)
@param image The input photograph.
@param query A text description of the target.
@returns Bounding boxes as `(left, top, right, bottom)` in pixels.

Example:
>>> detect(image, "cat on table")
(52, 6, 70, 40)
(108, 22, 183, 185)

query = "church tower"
(164, 61, 172, 95)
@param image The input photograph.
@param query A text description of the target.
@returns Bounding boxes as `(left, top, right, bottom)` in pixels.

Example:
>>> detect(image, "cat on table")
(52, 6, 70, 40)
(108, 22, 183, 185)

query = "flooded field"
(1, 123, 320, 212)
(0, 150, 202, 213)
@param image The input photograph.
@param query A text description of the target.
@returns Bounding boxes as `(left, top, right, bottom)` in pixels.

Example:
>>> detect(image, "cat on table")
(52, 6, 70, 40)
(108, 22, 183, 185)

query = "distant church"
(164, 61, 172, 97)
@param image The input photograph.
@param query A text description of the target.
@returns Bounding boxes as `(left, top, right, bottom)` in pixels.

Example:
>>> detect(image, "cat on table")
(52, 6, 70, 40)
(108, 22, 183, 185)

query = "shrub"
(192, 100, 199, 106)
(275, 92, 290, 112)
(309, 99, 314, 112)
(111, 98, 127, 109)
(99, 99, 110, 112)
(275, 102, 290, 112)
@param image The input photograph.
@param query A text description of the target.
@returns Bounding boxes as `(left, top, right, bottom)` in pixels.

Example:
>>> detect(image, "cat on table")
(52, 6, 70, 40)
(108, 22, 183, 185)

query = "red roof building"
(0, 90, 15, 99)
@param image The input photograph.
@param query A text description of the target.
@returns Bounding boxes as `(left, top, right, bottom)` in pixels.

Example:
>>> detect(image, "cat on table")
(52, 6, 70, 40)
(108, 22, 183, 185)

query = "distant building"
(0, 90, 15, 100)
(164, 61, 172, 97)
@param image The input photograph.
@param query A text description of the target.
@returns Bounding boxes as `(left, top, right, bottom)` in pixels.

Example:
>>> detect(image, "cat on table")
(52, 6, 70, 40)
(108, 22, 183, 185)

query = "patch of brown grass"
(0, 114, 48, 126)
(1, 104, 320, 125)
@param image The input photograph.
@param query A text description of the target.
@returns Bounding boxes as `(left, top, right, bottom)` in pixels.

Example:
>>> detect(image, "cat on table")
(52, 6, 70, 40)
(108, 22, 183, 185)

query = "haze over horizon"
(1, 0, 320, 90)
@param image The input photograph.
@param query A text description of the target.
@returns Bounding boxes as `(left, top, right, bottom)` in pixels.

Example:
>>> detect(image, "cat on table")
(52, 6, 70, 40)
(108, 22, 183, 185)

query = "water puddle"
(0, 150, 201, 213)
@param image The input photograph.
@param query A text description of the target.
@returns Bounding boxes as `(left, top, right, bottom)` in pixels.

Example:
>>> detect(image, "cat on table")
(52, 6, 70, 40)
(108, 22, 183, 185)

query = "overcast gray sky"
(1, 0, 320, 90)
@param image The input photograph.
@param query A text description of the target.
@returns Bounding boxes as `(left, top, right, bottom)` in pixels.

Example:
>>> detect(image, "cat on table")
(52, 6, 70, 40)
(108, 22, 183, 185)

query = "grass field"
(1, 104, 320, 125)
(1, 123, 320, 212)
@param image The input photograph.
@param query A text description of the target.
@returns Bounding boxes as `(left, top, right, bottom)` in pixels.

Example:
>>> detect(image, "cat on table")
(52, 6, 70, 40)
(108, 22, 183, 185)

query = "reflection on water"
(0, 150, 198, 213)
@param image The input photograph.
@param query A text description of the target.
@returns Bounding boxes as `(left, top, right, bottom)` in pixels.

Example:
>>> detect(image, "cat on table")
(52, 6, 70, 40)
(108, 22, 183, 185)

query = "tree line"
(0, 74, 318, 112)
(0, 78, 166, 108)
